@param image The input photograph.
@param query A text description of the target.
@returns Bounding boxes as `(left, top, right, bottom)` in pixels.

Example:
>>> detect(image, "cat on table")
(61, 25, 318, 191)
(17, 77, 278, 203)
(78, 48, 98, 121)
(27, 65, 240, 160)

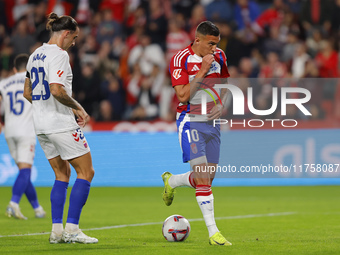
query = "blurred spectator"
(332, 0, 340, 33)
(99, 70, 125, 120)
(96, 8, 122, 44)
(188, 4, 206, 40)
(79, 34, 98, 66)
(239, 57, 258, 78)
(172, 0, 198, 18)
(281, 31, 300, 62)
(283, 0, 301, 14)
(254, 0, 285, 36)
(129, 73, 159, 120)
(300, 0, 333, 37)
(262, 26, 285, 56)
(99, 0, 126, 24)
(159, 78, 178, 121)
(128, 33, 165, 77)
(259, 52, 287, 79)
(166, 18, 191, 65)
(32, 1, 49, 43)
(305, 28, 323, 57)
(0, 40, 14, 78)
(73, 63, 101, 116)
(10, 16, 36, 55)
(205, 0, 233, 22)
(291, 43, 310, 78)
(146, 0, 168, 50)
(315, 40, 339, 78)
(278, 10, 300, 43)
(217, 22, 247, 67)
(234, 0, 261, 42)
(97, 100, 114, 121)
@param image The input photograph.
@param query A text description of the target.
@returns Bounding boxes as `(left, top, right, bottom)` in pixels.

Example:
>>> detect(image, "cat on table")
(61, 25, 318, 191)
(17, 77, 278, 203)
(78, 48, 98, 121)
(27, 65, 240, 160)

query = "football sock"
(25, 180, 40, 209)
(52, 223, 63, 235)
(65, 223, 79, 233)
(11, 168, 31, 204)
(66, 178, 90, 225)
(50, 180, 68, 224)
(168, 171, 196, 188)
(196, 185, 219, 237)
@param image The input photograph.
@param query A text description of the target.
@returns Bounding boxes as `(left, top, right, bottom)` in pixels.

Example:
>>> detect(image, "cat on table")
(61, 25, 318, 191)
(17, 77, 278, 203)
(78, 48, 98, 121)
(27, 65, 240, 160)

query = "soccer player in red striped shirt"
(162, 21, 231, 246)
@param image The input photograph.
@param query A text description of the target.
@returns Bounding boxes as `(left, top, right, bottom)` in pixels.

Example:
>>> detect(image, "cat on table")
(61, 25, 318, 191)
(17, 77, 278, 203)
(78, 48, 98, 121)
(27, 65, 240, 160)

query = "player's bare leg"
(48, 156, 71, 243)
(193, 160, 232, 246)
(61, 152, 97, 244)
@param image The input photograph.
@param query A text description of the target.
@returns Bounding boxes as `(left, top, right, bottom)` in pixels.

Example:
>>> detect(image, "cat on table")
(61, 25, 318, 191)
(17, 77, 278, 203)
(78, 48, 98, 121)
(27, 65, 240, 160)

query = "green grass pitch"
(0, 186, 339, 254)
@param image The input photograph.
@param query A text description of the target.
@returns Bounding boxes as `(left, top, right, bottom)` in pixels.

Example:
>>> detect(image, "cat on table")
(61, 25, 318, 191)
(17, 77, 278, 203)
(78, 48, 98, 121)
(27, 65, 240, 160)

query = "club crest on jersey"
(172, 69, 182, 80)
(57, 70, 64, 77)
(191, 143, 198, 154)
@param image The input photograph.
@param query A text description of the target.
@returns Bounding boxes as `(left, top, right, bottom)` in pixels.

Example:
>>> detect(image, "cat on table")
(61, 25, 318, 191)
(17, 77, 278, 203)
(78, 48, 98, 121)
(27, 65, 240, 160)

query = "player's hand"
(0, 122, 2, 134)
(74, 109, 90, 128)
(200, 54, 214, 75)
(207, 104, 223, 120)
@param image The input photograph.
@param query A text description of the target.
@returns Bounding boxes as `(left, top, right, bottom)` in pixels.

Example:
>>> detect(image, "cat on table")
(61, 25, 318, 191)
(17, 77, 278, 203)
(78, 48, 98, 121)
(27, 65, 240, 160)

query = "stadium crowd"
(0, 0, 339, 122)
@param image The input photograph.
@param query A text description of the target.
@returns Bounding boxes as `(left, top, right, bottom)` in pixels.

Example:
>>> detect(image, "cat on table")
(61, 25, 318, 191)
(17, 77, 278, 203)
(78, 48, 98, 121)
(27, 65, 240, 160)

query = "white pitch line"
(0, 212, 296, 238)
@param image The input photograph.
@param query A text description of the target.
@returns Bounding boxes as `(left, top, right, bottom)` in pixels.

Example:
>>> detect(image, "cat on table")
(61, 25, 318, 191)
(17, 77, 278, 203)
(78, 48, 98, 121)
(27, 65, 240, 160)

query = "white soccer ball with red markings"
(162, 215, 190, 242)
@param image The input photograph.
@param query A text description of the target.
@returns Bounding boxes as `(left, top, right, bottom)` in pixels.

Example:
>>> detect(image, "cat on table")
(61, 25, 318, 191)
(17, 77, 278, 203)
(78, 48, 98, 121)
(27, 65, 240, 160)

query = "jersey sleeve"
(169, 51, 189, 87)
(49, 52, 71, 86)
(216, 49, 230, 79)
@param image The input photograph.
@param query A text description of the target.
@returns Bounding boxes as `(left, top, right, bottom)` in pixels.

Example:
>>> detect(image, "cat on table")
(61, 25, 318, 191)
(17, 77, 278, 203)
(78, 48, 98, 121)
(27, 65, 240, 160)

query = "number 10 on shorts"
(185, 129, 199, 143)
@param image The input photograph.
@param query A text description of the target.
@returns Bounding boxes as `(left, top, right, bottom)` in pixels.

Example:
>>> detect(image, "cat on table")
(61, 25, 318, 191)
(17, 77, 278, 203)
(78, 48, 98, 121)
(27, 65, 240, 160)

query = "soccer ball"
(162, 215, 190, 242)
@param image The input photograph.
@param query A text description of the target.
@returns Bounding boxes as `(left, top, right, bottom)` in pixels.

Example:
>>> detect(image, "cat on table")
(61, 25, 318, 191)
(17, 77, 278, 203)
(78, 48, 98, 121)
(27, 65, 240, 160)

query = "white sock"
(168, 171, 195, 188)
(10, 201, 19, 208)
(52, 223, 63, 235)
(65, 223, 79, 233)
(196, 186, 219, 237)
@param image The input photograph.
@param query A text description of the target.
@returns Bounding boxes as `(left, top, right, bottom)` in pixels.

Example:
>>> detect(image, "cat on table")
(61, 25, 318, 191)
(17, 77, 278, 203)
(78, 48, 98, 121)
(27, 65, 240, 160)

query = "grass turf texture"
(0, 186, 339, 254)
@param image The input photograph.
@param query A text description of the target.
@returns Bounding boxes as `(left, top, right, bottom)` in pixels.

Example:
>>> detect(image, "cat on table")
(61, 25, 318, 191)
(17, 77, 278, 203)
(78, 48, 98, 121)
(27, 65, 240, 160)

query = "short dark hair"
(196, 21, 220, 37)
(46, 12, 78, 33)
(14, 54, 29, 71)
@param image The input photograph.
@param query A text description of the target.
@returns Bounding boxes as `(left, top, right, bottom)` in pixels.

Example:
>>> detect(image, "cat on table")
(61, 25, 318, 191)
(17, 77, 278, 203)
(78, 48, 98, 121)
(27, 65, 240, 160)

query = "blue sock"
(67, 179, 91, 225)
(11, 168, 31, 204)
(25, 181, 40, 209)
(50, 180, 69, 224)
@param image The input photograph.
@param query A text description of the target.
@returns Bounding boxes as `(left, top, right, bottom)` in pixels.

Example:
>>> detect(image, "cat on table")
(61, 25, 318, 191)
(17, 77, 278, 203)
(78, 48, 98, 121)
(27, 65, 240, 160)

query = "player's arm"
(207, 78, 229, 120)
(24, 77, 33, 103)
(174, 54, 214, 104)
(50, 83, 89, 127)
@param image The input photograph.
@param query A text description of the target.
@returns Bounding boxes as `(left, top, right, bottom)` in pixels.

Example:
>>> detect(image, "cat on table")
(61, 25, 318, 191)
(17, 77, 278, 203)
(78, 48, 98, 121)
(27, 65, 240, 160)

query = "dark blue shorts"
(176, 119, 221, 164)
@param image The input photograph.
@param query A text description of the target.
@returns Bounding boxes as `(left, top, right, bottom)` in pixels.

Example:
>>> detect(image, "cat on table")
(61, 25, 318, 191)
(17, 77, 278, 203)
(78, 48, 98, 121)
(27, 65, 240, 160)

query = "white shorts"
(37, 128, 90, 160)
(6, 136, 36, 165)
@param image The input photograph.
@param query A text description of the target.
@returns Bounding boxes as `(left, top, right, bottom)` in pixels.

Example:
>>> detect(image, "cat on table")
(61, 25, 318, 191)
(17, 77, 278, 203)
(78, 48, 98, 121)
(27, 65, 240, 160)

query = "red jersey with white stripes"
(169, 44, 229, 121)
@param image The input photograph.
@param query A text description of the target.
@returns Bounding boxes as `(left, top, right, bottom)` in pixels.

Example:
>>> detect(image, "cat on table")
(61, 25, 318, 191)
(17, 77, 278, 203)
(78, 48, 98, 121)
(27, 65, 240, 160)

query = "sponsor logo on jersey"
(172, 69, 182, 80)
(191, 65, 200, 72)
(191, 143, 198, 154)
(57, 70, 64, 77)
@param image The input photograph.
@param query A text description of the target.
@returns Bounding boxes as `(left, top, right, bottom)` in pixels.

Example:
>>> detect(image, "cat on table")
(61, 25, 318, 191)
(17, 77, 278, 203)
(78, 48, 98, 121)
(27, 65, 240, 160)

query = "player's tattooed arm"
(23, 78, 33, 103)
(50, 83, 90, 127)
